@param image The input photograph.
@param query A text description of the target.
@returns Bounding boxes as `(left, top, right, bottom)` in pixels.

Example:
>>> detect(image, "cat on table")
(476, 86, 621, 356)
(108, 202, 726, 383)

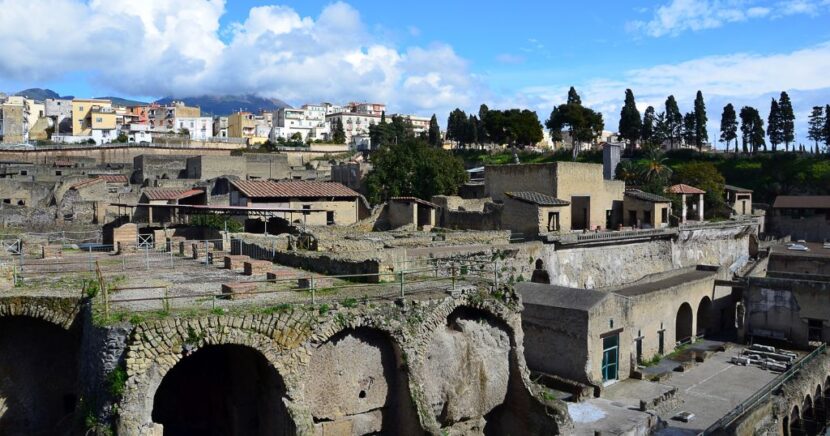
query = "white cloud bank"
(514, 40, 830, 145)
(0, 0, 481, 115)
(629, 0, 830, 37)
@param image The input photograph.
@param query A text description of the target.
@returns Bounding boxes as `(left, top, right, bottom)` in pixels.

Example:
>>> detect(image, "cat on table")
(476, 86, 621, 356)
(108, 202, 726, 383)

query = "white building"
(270, 105, 331, 142)
(325, 112, 381, 146)
(174, 117, 214, 141)
(388, 114, 430, 135)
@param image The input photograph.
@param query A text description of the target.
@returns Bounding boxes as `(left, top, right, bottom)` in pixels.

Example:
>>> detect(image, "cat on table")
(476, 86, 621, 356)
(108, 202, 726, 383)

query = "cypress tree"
(641, 106, 656, 145)
(428, 114, 441, 147)
(807, 106, 824, 152)
(618, 89, 642, 153)
(719, 103, 738, 153)
(693, 90, 708, 150)
(778, 91, 795, 151)
(768, 99, 782, 152)
(665, 95, 682, 149)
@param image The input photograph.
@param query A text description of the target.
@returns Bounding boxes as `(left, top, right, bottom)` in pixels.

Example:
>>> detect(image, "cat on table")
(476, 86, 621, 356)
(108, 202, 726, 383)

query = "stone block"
(117, 241, 138, 254)
(207, 250, 229, 265)
(221, 282, 256, 300)
(298, 276, 334, 289)
(244, 260, 273, 276)
(223, 255, 250, 270)
(41, 244, 62, 259)
(267, 269, 297, 282)
(167, 236, 185, 253)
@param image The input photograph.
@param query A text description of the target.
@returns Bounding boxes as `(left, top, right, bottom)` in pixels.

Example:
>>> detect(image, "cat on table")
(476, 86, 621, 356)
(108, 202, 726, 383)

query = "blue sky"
(1, 0, 830, 145)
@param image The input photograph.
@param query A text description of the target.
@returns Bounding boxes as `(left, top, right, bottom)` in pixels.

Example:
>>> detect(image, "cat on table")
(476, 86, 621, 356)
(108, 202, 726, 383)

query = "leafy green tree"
(365, 138, 467, 203)
(332, 118, 346, 144)
(693, 90, 708, 150)
(641, 106, 656, 145)
(739, 106, 765, 154)
(545, 87, 604, 159)
(807, 106, 824, 152)
(116, 132, 128, 143)
(618, 89, 642, 152)
(767, 98, 782, 152)
(428, 114, 441, 147)
(664, 95, 683, 149)
(778, 91, 795, 151)
(466, 114, 479, 145)
(672, 161, 728, 218)
(719, 103, 738, 152)
(446, 108, 469, 147)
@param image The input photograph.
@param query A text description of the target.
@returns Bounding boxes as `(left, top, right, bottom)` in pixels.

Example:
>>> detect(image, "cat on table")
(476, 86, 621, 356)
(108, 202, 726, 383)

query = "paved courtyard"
(587, 344, 785, 434)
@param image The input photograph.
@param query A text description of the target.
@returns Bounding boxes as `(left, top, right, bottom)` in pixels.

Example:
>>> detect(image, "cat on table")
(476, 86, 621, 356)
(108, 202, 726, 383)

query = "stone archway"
(151, 344, 294, 435)
(789, 405, 801, 436)
(0, 316, 81, 435)
(301, 327, 420, 435)
(696, 296, 712, 337)
(675, 302, 694, 344)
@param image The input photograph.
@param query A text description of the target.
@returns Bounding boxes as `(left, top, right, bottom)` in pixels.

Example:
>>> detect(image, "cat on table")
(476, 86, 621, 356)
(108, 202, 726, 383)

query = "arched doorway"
(675, 302, 694, 345)
(0, 316, 80, 435)
(803, 395, 816, 435)
(696, 296, 712, 337)
(789, 406, 801, 436)
(152, 344, 293, 436)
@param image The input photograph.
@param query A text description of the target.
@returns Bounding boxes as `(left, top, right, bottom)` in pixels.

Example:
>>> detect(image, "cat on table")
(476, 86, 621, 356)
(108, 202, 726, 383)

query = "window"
(547, 212, 560, 231)
(20, 170, 27, 176)
(95, 117, 102, 123)
(809, 319, 823, 342)
(55, 171, 62, 176)
(661, 207, 668, 223)
(326, 211, 335, 225)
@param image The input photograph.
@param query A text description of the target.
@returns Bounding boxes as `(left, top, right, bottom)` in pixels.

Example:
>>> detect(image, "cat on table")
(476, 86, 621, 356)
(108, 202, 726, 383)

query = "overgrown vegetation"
(190, 214, 242, 232)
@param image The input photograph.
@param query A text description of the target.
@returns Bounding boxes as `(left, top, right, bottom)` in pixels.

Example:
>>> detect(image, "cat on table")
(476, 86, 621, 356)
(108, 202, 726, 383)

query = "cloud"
(0, 0, 480, 116)
(628, 0, 830, 37)
(514, 41, 830, 145)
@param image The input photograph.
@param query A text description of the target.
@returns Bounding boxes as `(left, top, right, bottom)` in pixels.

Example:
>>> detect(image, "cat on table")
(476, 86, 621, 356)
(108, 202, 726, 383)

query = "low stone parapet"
(207, 251, 229, 265)
(223, 255, 251, 270)
(221, 282, 256, 300)
(244, 260, 272, 276)
(166, 236, 185, 253)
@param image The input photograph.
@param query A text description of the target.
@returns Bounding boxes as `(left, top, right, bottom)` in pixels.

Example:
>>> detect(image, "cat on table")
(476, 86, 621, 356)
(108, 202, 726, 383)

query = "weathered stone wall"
(544, 223, 754, 289)
(0, 145, 234, 166)
(115, 292, 571, 435)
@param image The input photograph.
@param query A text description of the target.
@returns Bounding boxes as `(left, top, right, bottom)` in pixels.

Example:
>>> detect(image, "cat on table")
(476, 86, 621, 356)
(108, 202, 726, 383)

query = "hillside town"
(2, 1, 830, 436)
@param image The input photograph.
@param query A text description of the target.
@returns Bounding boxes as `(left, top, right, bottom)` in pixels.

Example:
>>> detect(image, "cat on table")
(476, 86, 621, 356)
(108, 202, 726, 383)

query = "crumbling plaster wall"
(543, 223, 754, 289)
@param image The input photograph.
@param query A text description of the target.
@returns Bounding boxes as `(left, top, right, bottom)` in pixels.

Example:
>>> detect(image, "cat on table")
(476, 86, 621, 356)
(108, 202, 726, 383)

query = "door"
(602, 335, 619, 383)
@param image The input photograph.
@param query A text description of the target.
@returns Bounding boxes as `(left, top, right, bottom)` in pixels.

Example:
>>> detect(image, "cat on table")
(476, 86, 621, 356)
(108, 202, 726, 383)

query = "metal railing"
(703, 343, 828, 434)
(554, 227, 677, 244)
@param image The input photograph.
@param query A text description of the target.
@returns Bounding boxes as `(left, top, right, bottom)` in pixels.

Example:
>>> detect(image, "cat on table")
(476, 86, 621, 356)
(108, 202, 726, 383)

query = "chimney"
(602, 142, 621, 180)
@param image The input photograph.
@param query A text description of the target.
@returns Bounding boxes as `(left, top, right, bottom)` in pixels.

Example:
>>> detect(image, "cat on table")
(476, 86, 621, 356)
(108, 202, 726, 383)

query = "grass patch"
(342, 297, 358, 308)
(106, 365, 127, 398)
(318, 303, 330, 316)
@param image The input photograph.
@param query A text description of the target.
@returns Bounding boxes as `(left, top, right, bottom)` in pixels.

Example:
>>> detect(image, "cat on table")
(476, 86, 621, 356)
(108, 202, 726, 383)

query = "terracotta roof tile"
(95, 174, 129, 183)
(668, 184, 706, 195)
(625, 189, 671, 203)
(143, 188, 204, 201)
(724, 184, 752, 193)
(231, 180, 359, 199)
(68, 178, 104, 190)
(505, 191, 570, 206)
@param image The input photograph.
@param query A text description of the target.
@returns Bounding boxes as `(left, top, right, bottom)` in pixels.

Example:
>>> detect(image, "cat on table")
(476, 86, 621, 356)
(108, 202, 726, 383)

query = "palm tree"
(615, 160, 640, 184)
(642, 148, 672, 183)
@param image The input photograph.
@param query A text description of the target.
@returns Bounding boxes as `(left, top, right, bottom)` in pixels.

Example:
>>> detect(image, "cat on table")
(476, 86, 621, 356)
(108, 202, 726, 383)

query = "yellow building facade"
(72, 99, 112, 136)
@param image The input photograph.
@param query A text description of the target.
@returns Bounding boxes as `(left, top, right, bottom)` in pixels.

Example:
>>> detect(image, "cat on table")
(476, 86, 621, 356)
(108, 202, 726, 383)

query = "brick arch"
(118, 311, 316, 435)
(0, 296, 82, 330)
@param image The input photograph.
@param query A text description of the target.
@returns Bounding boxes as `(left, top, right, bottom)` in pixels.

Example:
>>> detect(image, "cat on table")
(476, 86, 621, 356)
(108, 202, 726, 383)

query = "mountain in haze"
(14, 88, 74, 100)
(96, 96, 148, 107)
(154, 94, 292, 116)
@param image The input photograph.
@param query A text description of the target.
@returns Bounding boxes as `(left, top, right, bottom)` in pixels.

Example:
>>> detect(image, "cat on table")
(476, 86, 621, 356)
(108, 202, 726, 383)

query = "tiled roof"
(68, 178, 104, 190)
(625, 189, 671, 203)
(231, 180, 359, 199)
(143, 188, 204, 201)
(668, 184, 706, 195)
(724, 184, 752, 193)
(95, 174, 129, 183)
(505, 191, 570, 206)
(773, 196, 830, 209)
(390, 196, 438, 208)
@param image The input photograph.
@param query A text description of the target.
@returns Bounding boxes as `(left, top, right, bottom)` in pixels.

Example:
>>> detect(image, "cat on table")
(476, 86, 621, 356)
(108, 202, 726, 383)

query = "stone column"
(681, 194, 687, 223)
(698, 194, 704, 221)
